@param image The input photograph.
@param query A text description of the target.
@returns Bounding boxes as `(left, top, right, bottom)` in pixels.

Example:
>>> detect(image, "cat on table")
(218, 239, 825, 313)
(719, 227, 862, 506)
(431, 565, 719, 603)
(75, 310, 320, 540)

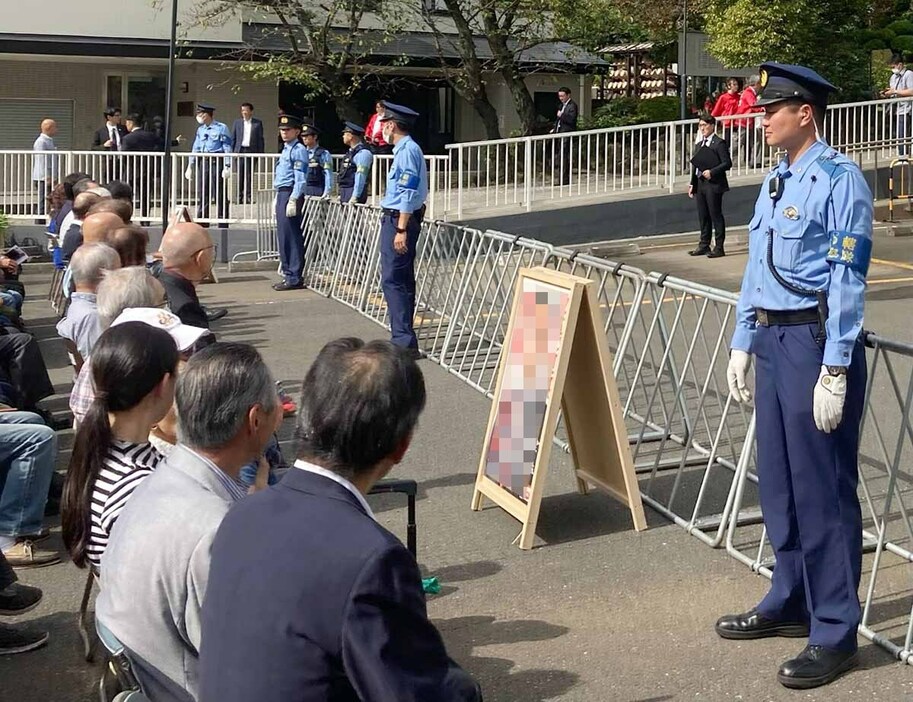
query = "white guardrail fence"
(275, 195, 913, 669)
(3, 95, 912, 225)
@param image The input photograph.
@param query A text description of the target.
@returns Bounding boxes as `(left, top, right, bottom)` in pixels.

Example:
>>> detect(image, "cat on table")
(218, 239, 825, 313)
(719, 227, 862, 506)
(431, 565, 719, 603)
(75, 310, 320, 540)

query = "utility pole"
(162, 0, 179, 232)
(680, 0, 688, 120)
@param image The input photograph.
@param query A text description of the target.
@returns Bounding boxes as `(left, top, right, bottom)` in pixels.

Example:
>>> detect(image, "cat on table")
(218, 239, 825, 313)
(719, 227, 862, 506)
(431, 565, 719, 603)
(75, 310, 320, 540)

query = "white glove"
(813, 366, 846, 433)
(184, 166, 193, 180)
(285, 199, 298, 218)
(222, 166, 231, 179)
(726, 350, 753, 404)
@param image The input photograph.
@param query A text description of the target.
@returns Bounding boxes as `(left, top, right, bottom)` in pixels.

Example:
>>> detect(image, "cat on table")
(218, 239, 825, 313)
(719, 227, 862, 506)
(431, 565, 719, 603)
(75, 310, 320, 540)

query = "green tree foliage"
(703, 0, 873, 101)
(580, 96, 679, 128)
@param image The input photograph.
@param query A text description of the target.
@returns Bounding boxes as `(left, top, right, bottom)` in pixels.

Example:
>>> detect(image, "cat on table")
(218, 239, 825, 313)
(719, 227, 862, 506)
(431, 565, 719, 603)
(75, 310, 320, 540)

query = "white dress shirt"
(108, 122, 121, 148)
(242, 119, 252, 148)
(294, 459, 376, 520)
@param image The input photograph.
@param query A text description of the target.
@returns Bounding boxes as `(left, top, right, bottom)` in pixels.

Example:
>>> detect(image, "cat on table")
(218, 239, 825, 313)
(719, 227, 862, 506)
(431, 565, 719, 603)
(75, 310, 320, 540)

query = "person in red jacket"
(364, 100, 391, 154)
(711, 77, 742, 137)
(736, 74, 764, 167)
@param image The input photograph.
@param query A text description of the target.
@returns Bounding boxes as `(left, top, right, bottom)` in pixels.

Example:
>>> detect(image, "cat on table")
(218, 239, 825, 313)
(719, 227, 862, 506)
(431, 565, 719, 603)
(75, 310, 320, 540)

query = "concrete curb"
(228, 259, 279, 272)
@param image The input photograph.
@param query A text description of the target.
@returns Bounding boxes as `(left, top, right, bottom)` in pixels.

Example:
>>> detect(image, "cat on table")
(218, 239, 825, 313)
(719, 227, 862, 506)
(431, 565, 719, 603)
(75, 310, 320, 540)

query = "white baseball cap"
(111, 307, 209, 352)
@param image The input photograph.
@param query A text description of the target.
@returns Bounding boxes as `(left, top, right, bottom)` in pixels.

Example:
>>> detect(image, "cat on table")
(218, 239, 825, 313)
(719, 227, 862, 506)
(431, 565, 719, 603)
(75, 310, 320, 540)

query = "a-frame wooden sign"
(471, 267, 646, 549)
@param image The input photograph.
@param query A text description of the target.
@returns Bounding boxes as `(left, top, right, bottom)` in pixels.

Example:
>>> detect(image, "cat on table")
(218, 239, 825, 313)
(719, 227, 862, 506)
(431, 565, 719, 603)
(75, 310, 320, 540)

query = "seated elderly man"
(62, 212, 126, 300)
(88, 197, 132, 224)
(68, 266, 167, 424)
(158, 223, 215, 330)
(96, 342, 281, 701)
(200, 338, 482, 702)
(61, 192, 102, 260)
(109, 225, 148, 267)
(56, 243, 120, 359)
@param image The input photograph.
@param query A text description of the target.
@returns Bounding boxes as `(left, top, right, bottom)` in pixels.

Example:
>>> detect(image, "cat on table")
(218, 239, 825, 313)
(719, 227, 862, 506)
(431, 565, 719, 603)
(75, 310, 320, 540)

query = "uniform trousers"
(380, 209, 422, 349)
(754, 322, 866, 652)
(275, 189, 305, 286)
(339, 186, 368, 204)
(196, 160, 228, 223)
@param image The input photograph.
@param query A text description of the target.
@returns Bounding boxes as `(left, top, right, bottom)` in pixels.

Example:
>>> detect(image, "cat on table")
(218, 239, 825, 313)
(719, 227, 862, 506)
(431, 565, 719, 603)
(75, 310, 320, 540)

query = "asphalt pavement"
(2, 243, 913, 701)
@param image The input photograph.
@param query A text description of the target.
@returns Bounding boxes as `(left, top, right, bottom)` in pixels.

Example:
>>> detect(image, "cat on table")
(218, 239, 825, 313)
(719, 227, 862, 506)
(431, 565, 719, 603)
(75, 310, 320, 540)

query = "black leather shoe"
(715, 608, 809, 640)
(204, 306, 228, 323)
(689, 247, 711, 256)
(778, 645, 858, 689)
(272, 281, 304, 292)
(707, 249, 726, 259)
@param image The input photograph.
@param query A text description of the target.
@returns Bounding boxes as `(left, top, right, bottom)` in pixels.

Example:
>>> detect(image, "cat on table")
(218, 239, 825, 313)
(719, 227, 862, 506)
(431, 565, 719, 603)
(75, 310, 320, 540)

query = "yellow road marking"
(872, 257, 913, 272)
(868, 276, 913, 285)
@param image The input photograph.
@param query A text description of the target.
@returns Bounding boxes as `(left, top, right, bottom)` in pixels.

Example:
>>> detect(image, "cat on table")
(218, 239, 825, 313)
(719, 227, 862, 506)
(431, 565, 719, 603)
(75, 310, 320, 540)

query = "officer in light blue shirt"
(378, 102, 428, 356)
(272, 113, 309, 292)
(300, 125, 333, 198)
(184, 104, 233, 224)
(718, 63, 873, 690)
(338, 122, 374, 204)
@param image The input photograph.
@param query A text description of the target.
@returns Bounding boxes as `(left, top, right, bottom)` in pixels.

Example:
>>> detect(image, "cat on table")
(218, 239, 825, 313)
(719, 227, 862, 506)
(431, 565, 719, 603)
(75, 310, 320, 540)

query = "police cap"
(195, 104, 215, 115)
(756, 63, 837, 109)
(342, 121, 365, 135)
(278, 114, 303, 129)
(301, 124, 321, 137)
(379, 101, 419, 126)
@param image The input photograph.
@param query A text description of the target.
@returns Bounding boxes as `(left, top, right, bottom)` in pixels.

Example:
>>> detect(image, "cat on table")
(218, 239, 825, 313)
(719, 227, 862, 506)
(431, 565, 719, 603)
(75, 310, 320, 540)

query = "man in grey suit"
(96, 342, 281, 700)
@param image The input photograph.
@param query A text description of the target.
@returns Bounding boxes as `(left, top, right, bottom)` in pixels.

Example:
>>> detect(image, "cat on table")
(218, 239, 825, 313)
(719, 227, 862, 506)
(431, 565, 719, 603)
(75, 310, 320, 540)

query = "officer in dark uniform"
(338, 122, 374, 204)
(718, 64, 873, 690)
(301, 125, 333, 198)
(378, 102, 428, 358)
(185, 104, 233, 224)
(272, 114, 309, 292)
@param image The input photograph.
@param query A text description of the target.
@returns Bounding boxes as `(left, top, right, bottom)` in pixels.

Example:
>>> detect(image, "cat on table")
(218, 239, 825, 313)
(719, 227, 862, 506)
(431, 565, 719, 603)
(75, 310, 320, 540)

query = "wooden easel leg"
(575, 475, 589, 495)
(470, 489, 484, 511)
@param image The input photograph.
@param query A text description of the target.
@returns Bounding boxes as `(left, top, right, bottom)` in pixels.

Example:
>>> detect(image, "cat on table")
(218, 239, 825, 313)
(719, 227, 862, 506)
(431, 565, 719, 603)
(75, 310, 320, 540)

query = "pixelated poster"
(483, 277, 571, 502)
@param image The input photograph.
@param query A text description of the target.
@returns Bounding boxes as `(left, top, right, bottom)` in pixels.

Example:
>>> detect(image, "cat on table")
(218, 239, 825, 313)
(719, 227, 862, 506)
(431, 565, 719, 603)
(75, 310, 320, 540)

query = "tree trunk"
(481, 15, 539, 136)
(331, 94, 364, 125)
(468, 93, 502, 140)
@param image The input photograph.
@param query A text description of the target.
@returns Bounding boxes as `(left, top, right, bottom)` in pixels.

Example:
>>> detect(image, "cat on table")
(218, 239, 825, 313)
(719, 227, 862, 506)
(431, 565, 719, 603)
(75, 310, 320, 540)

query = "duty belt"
(755, 307, 819, 327)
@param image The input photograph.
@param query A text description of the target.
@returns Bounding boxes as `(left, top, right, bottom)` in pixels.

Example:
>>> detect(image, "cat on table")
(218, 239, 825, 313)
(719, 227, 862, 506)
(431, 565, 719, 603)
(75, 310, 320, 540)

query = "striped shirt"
(182, 446, 248, 502)
(88, 440, 163, 570)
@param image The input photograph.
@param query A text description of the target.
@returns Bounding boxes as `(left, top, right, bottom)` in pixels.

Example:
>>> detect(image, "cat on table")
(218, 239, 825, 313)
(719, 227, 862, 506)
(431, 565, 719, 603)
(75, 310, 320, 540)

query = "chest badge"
(782, 205, 800, 221)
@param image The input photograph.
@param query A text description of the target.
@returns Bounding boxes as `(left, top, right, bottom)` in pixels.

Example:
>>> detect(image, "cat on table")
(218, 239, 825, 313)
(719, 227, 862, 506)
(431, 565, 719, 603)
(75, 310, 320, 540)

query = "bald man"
(157, 222, 215, 330)
(61, 192, 102, 260)
(87, 197, 132, 224)
(32, 119, 58, 221)
(109, 225, 148, 267)
(81, 212, 123, 245)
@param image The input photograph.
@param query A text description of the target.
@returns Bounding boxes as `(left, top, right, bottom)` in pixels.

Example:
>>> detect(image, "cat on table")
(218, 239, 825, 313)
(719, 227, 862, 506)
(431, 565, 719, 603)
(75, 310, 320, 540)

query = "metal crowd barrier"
(292, 196, 913, 665)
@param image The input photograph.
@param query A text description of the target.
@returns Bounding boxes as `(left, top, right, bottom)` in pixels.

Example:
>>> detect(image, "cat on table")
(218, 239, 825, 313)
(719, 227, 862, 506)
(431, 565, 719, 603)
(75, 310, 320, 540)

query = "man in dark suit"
(551, 87, 578, 185)
(688, 113, 732, 258)
(231, 102, 265, 204)
(93, 107, 128, 182)
(120, 114, 160, 219)
(200, 337, 482, 702)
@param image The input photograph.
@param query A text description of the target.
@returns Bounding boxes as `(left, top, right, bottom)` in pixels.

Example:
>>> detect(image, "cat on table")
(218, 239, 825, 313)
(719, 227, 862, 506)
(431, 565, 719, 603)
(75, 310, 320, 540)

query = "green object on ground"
(422, 577, 440, 595)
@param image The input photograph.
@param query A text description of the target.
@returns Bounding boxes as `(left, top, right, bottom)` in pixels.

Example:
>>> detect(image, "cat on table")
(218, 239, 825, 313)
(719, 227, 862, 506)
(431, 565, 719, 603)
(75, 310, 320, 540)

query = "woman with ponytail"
(62, 321, 179, 570)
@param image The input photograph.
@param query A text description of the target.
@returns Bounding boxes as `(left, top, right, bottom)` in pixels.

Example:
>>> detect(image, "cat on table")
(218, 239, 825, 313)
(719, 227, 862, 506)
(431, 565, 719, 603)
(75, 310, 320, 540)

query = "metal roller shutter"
(0, 99, 75, 150)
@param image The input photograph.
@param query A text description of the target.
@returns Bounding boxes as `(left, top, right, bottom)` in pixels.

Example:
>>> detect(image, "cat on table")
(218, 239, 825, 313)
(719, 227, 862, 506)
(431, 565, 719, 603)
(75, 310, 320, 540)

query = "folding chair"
(368, 478, 418, 557)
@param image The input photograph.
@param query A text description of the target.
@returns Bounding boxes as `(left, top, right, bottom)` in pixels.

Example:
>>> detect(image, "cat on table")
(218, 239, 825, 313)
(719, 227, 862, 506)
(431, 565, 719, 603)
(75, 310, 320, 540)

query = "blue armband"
(826, 231, 872, 276)
(398, 170, 420, 190)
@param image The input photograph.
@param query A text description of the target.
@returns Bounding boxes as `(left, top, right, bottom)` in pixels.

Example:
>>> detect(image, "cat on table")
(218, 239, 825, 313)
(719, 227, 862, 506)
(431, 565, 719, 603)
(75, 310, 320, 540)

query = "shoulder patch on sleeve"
(398, 170, 420, 190)
(826, 231, 872, 276)
(817, 152, 847, 179)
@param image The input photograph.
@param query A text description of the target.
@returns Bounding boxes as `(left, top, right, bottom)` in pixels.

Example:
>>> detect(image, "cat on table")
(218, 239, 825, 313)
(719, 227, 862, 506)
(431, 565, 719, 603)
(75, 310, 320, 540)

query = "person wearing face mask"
(272, 114, 309, 292)
(882, 54, 913, 156)
(377, 102, 428, 359)
(301, 124, 333, 199)
(720, 63, 873, 690)
(338, 122, 373, 204)
(185, 104, 233, 225)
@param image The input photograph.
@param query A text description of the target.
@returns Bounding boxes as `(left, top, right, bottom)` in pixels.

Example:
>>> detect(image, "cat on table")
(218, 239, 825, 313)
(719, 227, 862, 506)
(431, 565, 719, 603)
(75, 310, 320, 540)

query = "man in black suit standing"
(231, 102, 265, 204)
(120, 114, 160, 220)
(688, 113, 732, 258)
(93, 107, 128, 182)
(551, 87, 578, 185)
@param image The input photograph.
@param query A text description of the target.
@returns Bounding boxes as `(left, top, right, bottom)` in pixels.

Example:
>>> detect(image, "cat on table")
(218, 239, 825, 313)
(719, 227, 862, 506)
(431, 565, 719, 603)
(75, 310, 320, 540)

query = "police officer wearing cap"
(301, 125, 333, 198)
(185, 104, 233, 224)
(718, 63, 873, 689)
(378, 101, 428, 357)
(272, 114, 309, 291)
(338, 122, 374, 204)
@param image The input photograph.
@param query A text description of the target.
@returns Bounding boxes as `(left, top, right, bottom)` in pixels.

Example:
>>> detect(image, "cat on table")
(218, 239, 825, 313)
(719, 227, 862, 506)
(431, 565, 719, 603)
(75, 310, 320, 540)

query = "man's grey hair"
(96, 267, 163, 329)
(749, 74, 761, 87)
(176, 342, 278, 450)
(69, 243, 119, 288)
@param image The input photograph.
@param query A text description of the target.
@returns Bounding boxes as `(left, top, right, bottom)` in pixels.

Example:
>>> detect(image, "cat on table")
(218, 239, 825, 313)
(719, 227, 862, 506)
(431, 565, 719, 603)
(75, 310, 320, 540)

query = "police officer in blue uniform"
(272, 114, 309, 292)
(338, 122, 374, 204)
(718, 64, 873, 690)
(185, 104, 233, 224)
(378, 102, 428, 358)
(301, 125, 333, 198)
